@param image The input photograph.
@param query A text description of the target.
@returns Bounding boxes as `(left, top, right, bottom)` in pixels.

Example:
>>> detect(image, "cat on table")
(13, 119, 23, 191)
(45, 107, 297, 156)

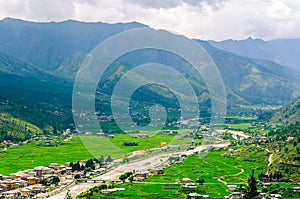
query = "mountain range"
(0, 18, 300, 129)
(209, 37, 300, 70)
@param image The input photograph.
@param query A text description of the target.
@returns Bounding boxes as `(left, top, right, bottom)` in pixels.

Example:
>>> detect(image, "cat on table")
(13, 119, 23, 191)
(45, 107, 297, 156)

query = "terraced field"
(89, 151, 267, 199)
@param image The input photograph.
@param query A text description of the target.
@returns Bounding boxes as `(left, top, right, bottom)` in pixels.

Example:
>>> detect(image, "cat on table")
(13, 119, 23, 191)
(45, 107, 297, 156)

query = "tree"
(119, 172, 132, 182)
(238, 184, 245, 192)
(65, 190, 72, 199)
(86, 159, 94, 168)
(106, 155, 113, 163)
(243, 170, 259, 199)
(128, 175, 134, 183)
(196, 178, 205, 184)
(53, 123, 57, 134)
(74, 174, 80, 179)
(51, 176, 60, 185)
(99, 155, 105, 166)
(61, 169, 66, 175)
(268, 183, 280, 194)
(40, 178, 49, 186)
(72, 162, 81, 172)
(98, 184, 107, 190)
(84, 167, 92, 174)
(119, 173, 128, 182)
(99, 155, 104, 163)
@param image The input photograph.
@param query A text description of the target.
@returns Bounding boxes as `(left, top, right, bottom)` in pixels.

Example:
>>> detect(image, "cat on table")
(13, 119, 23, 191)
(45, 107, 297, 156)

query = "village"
(0, 154, 118, 199)
(0, 123, 299, 199)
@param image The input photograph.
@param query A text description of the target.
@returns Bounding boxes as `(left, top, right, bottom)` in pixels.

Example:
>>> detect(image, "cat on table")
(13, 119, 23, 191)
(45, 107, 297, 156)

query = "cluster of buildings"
(132, 168, 164, 181)
(0, 173, 44, 198)
(0, 162, 74, 198)
(224, 191, 284, 199)
(0, 168, 46, 198)
(134, 134, 150, 138)
(0, 159, 109, 199)
(0, 140, 19, 148)
(222, 184, 299, 199)
(187, 193, 210, 199)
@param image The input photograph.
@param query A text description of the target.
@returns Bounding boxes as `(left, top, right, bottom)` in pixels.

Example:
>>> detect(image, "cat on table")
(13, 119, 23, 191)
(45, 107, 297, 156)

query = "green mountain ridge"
(197, 41, 300, 105)
(0, 51, 73, 130)
(0, 18, 300, 131)
(0, 50, 56, 78)
(272, 97, 300, 124)
(0, 17, 146, 72)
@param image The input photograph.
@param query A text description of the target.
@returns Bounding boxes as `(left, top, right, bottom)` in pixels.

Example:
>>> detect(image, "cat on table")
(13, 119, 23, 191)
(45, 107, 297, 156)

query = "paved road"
(47, 143, 229, 199)
(95, 153, 170, 181)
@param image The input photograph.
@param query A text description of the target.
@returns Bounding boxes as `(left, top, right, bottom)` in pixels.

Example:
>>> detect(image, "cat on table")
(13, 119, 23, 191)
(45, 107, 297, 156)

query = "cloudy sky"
(0, 0, 299, 41)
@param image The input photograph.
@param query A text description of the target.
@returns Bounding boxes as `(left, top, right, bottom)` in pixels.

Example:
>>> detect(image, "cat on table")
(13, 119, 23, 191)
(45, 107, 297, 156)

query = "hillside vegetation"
(0, 18, 300, 134)
(272, 97, 300, 124)
(268, 123, 300, 182)
(0, 113, 41, 142)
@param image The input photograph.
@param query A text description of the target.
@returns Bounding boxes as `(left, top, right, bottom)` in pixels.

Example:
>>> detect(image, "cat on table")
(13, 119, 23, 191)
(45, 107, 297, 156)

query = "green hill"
(272, 97, 300, 124)
(0, 51, 73, 130)
(0, 18, 300, 132)
(0, 18, 298, 106)
(268, 123, 300, 182)
(0, 113, 41, 142)
(198, 41, 300, 105)
(0, 17, 146, 73)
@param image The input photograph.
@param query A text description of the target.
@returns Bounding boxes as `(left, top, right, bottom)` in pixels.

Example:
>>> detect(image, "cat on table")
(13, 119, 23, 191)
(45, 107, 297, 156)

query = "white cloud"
(0, 0, 75, 21)
(0, 0, 299, 40)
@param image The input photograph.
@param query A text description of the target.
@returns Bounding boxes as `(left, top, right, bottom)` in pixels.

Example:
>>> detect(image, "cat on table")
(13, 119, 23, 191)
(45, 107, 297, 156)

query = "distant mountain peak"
(2, 17, 24, 23)
(210, 36, 300, 69)
(1, 17, 146, 27)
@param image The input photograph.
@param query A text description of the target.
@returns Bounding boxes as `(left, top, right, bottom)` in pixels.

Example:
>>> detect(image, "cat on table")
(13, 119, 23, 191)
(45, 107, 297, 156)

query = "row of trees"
(258, 171, 283, 182)
(119, 172, 133, 182)
(41, 176, 60, 186)
(71, 159, 96, 172)
(71, 155, 113, 172)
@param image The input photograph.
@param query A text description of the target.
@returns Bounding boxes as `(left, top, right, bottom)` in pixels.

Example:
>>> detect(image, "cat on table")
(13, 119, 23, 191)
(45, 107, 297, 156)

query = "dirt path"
(268, 153, 274, 167)
(217, 168, 245, 185)
(234, 169, 245, 176)
(266, 153, 274, 174)
(258, 146, 274, 174)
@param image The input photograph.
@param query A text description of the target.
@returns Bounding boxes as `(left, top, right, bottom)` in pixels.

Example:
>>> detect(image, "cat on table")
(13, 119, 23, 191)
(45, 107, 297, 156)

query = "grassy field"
(0, 132, 175, 176)
(225, 116, 271, 134)
(91, 151, 267, 199)
(144, 151, 265, 184)
(109, 132, 174, 152)
(226, 123, 254, 130)
(226, 116, 257, 121)
(104, 182, 229, 199)
(227, 146, 270, 164)
(0, 136, 94, 175)
(225, 116, 256, 131)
